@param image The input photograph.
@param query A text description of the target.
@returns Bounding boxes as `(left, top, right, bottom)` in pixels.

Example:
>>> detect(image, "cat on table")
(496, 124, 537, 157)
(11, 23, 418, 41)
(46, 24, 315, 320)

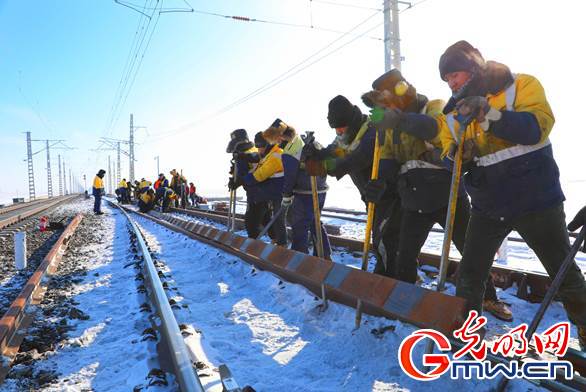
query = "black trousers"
(372, 197, 402, 278)
(457, 203, 586, 326)
(245, 201, 270, 239)
(394, 197, 498, 301)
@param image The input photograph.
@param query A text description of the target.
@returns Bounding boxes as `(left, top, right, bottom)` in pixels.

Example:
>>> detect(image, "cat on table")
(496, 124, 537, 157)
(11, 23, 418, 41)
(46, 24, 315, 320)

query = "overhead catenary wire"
(130, 0, 435, 144)
(147, 14, 382, 143)
(111, 2, 163, 131)
(110, 0, 158, 129)
(105, 0, 156, 136)
(192, 8, 382, 40)
(115, 0, 193, 14)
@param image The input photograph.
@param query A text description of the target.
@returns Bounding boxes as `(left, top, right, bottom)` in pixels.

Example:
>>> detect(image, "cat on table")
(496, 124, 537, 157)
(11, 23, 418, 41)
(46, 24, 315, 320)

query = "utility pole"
(94, 137, 130, 190)
(129, 114, 134, 182)
(116, 142, 121, 185)
(154, 155, 159, 175)
(128, 114, 146, 182)
(63, 159, 67, 195)
(69, 169, 72, 194)
(25, 132, 35, 200)
(58, 154, 63, 196)
(108, 155, 112, 194)
(30, 138, 72, 198)
(45, 140, 53, 197)
(383, 0, 403, 72)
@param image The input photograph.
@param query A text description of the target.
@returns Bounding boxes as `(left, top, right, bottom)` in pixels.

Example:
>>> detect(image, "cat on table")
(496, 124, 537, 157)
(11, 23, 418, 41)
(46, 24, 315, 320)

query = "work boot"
(577, 325, 586, 350)
(483, 299, 513, 322)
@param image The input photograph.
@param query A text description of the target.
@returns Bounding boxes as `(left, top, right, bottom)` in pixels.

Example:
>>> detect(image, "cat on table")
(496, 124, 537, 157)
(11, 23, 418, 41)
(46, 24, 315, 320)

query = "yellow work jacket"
(140, 192, 155, 204)
(139, 180, 152, 189)
(93, 176, 104, 189)
(438, 74, 554, 160)
(252, 144, 284, 182)
(118, 180, 127, 188)
(380, 99, 445, 165)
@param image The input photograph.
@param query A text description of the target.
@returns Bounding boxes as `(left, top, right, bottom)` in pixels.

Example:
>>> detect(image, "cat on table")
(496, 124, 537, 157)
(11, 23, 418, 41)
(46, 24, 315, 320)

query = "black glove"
(228, 177, 242, 191)
(568, 206, 586, 232)
(237, 152, 260, 163)
(568, 206, 586, 251)
(364, 178, 387, 203)
(302, 140, 319, 159)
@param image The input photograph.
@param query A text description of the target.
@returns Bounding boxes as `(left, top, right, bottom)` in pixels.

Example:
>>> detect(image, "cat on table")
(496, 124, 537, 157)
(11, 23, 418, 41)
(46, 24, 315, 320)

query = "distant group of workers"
(90, 39, 586, 347)
(223, 40, 586, 346)
(91, 168, 205, 215)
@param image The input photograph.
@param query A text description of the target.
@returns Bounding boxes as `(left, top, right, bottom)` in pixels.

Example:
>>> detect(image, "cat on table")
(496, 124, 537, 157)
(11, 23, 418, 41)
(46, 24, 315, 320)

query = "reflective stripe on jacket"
(438, 73, 563, 220)
(282, 134, 328, 195)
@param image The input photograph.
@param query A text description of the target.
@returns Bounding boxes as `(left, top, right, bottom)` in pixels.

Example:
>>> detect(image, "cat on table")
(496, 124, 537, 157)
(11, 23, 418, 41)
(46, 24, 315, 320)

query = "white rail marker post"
(14, 231, 27, 269)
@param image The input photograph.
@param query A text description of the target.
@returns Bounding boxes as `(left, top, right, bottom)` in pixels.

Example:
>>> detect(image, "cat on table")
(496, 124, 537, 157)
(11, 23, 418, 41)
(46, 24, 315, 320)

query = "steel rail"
(170, 206, 584, 303)
(206, 204, 580, 242)
(0, 213, 83, 384)
(0, 199, 48, 215)
(121, 206, 468, 334)
(125, 205, 586, 390)
(0, 195, 78, 230)
(111, 203, 204, 392)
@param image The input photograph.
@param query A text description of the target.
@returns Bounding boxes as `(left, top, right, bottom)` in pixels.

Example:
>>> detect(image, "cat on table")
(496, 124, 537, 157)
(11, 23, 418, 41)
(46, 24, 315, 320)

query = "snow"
(1, 199, 171, 392)
(131, 213, 571, 391)
(11, 197, 580, 390)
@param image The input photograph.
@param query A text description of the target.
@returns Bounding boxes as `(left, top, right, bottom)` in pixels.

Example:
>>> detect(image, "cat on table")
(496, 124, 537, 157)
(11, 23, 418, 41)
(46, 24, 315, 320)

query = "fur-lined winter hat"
(226, 128, 251, 153)
(439, 40, 486, 81)
(254, 131, 269, 148)
(366, 69, 416, 110)
(263, 118, 296, 144)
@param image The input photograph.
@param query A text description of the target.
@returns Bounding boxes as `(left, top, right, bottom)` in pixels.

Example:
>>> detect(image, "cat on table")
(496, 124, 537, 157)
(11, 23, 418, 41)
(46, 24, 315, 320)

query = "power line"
(193, 8, 382, 41)
(108, 0, 159, 132)
(148, 11, 382, 142)
(111, 1, 163, 131)
(106, 0, 152, 135)
(115, 0, 193, 14)
(208, 11, 381, 117)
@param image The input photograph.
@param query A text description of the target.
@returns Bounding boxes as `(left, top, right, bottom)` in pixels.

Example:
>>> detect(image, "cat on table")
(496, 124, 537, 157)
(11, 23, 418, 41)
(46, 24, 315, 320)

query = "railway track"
(0, 195, 78, 231)
(0, 195, 81, 318)
(118, 202, 586, 391)
(0, 214, 83, 383)
(168, 205, 585, 304)
(3, 196, 584, 390)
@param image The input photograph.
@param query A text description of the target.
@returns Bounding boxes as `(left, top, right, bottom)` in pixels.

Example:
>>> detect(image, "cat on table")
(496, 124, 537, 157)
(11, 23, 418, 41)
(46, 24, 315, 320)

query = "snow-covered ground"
(132, 212, 582, 391)
(9, 198, 581, 391)
(2, 199, 170, 392)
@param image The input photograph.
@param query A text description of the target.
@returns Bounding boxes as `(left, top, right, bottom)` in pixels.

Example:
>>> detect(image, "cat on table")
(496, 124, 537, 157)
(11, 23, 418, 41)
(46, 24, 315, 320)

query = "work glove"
(447, 140, 478, 163)
(364, 178, 387, 204)
(456, 96, 502, 131)
(237, 152, 260, 163)
(228, 177, 241, 191)
(568, 206, 586, 251)
(281, 194, 294, 208)
(302, 142, 319, 159)
(370, 107, 403, 130)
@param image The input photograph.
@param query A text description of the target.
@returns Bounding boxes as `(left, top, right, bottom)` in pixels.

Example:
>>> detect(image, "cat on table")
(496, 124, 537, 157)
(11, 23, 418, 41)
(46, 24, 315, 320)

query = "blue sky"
(1, 0, 585, 214)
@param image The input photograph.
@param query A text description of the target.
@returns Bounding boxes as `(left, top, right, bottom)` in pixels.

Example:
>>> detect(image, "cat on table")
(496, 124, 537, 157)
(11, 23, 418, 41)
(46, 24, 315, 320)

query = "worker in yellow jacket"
(237, 131, 286, 245)
(437, 40, 586, 344)
(92, 169, 106, 215)
(117, 178, 128, 204)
